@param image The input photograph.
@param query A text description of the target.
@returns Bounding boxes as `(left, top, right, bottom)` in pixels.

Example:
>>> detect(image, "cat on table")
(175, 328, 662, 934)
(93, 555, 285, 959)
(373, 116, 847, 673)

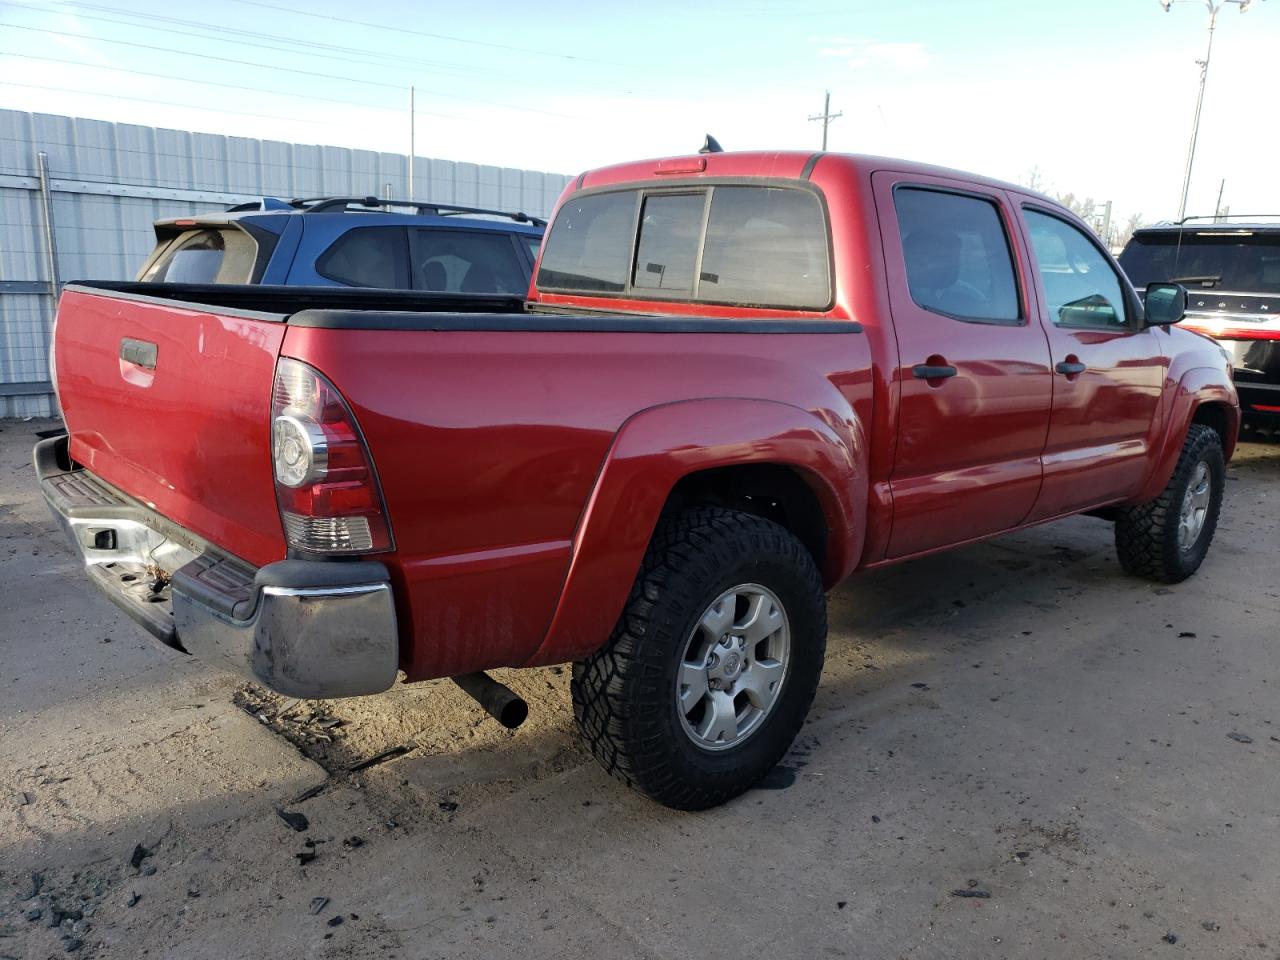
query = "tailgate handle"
(120, 338, 158, 370)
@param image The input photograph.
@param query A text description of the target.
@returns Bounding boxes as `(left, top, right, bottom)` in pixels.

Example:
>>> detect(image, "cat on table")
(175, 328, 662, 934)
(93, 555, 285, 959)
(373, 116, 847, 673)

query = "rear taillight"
(270, 357, 393, 556)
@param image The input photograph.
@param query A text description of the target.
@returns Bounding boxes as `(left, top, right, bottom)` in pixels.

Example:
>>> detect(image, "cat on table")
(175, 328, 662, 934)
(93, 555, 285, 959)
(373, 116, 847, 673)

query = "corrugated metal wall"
(0, 109, 572, 418)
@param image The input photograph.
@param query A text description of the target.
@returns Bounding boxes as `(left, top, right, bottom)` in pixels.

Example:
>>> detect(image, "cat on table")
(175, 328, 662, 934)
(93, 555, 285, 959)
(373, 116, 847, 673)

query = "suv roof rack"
(1175, 213, 1280, 225)
(284, 196, 547, 227)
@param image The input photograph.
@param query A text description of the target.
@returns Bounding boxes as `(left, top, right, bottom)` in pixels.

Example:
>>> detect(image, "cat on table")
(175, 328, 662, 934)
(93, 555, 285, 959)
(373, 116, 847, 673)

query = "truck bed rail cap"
(287, 310, 863, 334)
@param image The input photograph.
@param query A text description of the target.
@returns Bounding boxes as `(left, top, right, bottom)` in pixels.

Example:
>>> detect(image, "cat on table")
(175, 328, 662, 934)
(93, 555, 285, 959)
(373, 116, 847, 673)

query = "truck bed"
(51, 281, 869, 679)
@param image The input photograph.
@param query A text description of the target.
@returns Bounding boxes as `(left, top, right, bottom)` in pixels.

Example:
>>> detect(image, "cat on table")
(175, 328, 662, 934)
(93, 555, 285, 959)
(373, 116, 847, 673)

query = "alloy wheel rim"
(676, 583, 791, 752)
(1178, 459, 1212, 552)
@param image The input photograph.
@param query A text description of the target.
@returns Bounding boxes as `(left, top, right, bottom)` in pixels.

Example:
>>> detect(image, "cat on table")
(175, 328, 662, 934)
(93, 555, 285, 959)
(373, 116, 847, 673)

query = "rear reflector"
(281, 512, 374, 553)
(270, 357, 392, 556)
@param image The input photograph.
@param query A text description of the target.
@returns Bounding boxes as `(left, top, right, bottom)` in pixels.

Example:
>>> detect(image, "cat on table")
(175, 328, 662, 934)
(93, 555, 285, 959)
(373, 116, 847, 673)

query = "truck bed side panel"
(282, 323, 872, 681)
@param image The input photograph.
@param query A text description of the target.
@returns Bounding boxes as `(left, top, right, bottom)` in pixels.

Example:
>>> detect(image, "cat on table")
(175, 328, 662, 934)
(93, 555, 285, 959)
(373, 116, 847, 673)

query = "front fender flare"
(525, 397, 867, 666)
(1133, 365, 1239, 504)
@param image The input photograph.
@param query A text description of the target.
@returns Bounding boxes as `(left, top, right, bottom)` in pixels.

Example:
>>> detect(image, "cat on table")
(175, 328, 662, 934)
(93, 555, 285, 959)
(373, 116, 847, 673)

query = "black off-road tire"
(1114, 424, 1224, 583)
(572, 506, 826, 811)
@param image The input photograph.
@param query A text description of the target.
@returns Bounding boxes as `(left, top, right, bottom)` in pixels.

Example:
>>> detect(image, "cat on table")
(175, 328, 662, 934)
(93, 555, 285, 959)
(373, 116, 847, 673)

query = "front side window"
(1024, 209, 1128, 329)
(894, 188, 1020, 323)
(412, 230, 527, 295)
(316, 227, 410, 288)
(520, 234, 542, 265)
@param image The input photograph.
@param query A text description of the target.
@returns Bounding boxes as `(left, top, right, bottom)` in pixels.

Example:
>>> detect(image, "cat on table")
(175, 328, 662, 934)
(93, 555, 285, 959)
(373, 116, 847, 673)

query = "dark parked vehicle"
(1119, 218, 1280, 428)
(136, 196, 545, 296)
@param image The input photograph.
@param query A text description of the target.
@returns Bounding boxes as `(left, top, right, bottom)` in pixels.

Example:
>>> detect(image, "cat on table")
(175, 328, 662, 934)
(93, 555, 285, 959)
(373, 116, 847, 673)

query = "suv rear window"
(537, 184, 831, 309)
(1119, 230, 1280, 294)
(139, 227, 258, 284)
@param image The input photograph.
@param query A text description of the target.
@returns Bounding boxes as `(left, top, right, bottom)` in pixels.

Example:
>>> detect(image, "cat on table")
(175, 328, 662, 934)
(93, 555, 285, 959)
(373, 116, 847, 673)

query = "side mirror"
(1144, 282, 1187, 326)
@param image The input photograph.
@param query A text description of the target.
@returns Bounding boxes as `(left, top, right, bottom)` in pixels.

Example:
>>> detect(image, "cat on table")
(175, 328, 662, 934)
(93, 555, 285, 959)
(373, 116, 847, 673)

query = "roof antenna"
(699, 134, 723, 155)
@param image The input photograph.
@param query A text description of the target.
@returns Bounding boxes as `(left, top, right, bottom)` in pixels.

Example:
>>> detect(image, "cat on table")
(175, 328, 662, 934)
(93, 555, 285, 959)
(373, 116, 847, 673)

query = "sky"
(1, 0, 1277, 228)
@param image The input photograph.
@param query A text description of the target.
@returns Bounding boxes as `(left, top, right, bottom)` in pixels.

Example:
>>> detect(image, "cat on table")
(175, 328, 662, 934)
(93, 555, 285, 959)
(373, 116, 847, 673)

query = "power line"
(0, 51, 463, 120)
(8, 0, 648, 99)
(220, 0, 629, 68)
(19, 1, 499, 81)
(0, 21, 580, 119)
(0, 80, 353, 126)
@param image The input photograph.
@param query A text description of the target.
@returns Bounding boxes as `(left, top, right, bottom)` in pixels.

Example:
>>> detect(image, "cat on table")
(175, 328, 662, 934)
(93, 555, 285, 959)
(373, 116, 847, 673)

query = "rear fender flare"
(526, 397, 867, 666)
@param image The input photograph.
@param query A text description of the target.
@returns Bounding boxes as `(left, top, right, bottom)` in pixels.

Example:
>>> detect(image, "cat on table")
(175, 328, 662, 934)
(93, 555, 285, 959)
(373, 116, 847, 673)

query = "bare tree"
(1116, 212, 1145, 249)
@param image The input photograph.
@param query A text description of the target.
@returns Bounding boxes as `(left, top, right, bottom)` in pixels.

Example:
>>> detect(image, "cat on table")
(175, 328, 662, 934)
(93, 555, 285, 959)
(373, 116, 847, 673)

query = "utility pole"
(1159, 0, 1264, 220)
(807, 91, 842, 151)
(408, 85, 415, 202)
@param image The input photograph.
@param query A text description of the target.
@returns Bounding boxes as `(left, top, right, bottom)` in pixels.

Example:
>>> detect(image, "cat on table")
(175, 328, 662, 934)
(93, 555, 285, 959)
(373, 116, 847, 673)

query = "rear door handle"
(912, 363, 958, 380)
(1055, 360, 1086, 376)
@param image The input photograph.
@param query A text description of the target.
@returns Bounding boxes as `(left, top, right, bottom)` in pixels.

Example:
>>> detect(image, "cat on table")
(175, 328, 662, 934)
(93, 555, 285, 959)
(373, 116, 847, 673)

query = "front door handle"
(912, 363, 958, 380)
(1055, 359, 1086, 376)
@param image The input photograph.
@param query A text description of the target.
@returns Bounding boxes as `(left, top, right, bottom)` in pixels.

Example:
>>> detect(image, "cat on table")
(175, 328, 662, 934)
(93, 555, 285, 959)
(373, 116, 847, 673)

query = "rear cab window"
(139, 226, 260, 284)
(536, 183, 831, 310)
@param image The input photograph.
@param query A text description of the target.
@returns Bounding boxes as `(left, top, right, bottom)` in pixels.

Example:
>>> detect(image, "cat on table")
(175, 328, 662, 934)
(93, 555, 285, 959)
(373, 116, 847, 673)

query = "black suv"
(1119, 219, 1280, 429)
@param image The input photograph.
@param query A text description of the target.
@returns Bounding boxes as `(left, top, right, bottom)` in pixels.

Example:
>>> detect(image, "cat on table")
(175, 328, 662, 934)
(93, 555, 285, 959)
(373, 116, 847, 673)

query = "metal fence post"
(36, 150, 60, 298)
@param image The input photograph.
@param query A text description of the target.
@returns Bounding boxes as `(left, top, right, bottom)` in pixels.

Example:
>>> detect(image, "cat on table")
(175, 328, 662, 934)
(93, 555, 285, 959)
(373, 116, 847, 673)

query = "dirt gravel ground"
(2, 417, 1278, 960)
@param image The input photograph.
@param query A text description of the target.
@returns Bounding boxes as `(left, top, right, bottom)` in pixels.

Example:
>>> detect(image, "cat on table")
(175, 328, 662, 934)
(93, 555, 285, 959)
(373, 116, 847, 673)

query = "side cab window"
(1022, 208, 1132, 330)
(893, 187, 1021, 324)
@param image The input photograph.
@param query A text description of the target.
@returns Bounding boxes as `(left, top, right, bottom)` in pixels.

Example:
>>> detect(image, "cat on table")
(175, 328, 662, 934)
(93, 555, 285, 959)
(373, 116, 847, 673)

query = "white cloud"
(816, 39, 930, 70)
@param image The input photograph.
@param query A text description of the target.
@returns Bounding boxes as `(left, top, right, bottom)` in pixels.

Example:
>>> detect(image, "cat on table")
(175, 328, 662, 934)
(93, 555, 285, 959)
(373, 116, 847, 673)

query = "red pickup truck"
(38, 150, 1238, 810)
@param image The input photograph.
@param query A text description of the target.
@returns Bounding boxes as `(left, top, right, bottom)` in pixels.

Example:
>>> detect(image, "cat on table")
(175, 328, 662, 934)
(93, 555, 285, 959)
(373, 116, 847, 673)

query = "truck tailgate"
(54, 287, 288, 567)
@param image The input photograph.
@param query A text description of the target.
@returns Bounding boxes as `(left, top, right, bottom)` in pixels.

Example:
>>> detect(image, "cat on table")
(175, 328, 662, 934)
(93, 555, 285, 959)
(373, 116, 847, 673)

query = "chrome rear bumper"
(35, 435, 399, 699)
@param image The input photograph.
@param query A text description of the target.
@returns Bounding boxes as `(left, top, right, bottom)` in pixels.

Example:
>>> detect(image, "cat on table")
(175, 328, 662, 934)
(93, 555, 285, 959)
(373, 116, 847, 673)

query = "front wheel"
(572, 506, 826, 810)
(1115, 424, 1225, 583)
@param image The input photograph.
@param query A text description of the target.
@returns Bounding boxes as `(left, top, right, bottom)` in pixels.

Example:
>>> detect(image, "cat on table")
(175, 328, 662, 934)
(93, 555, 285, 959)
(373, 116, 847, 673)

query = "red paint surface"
(54, 151, 1240, 683)
(56, 289, 287, 567)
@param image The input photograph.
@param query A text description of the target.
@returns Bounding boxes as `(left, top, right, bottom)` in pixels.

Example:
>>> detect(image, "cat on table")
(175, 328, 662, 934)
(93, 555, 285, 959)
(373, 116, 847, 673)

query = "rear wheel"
(572, 506, 826, 810)
(1114, 424, 1224, 583)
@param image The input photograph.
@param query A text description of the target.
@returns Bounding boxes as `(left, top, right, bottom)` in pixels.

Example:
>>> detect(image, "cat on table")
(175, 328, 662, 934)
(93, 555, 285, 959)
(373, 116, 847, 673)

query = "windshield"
(1118, 231, 1280, 294)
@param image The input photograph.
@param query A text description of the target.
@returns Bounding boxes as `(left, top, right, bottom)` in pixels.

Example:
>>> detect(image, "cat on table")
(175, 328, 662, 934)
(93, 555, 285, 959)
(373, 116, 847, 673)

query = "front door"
(1015, 204, 1167, 521)
(873, 173, 1053, 559)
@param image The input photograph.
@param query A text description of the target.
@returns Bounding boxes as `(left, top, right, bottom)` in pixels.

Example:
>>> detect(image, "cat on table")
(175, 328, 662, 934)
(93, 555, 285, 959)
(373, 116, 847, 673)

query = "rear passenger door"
(872, 172, 1053, 558)
(1015, 204, 1167, 519)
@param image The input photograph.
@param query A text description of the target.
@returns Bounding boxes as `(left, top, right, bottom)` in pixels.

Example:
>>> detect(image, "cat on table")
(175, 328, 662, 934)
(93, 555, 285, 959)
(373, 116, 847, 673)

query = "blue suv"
(136, 196, 546, 296)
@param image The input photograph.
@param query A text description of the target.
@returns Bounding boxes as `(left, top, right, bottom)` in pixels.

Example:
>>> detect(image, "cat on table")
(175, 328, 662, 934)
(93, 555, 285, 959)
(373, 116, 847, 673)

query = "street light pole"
(1160, 0, 1264, 221)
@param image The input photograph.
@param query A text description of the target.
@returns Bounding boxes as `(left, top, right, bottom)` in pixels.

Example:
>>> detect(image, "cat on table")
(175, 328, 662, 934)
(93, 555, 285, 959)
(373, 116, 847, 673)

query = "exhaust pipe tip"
(496, 696, 529, 730)
(451, 671, 528, 730)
